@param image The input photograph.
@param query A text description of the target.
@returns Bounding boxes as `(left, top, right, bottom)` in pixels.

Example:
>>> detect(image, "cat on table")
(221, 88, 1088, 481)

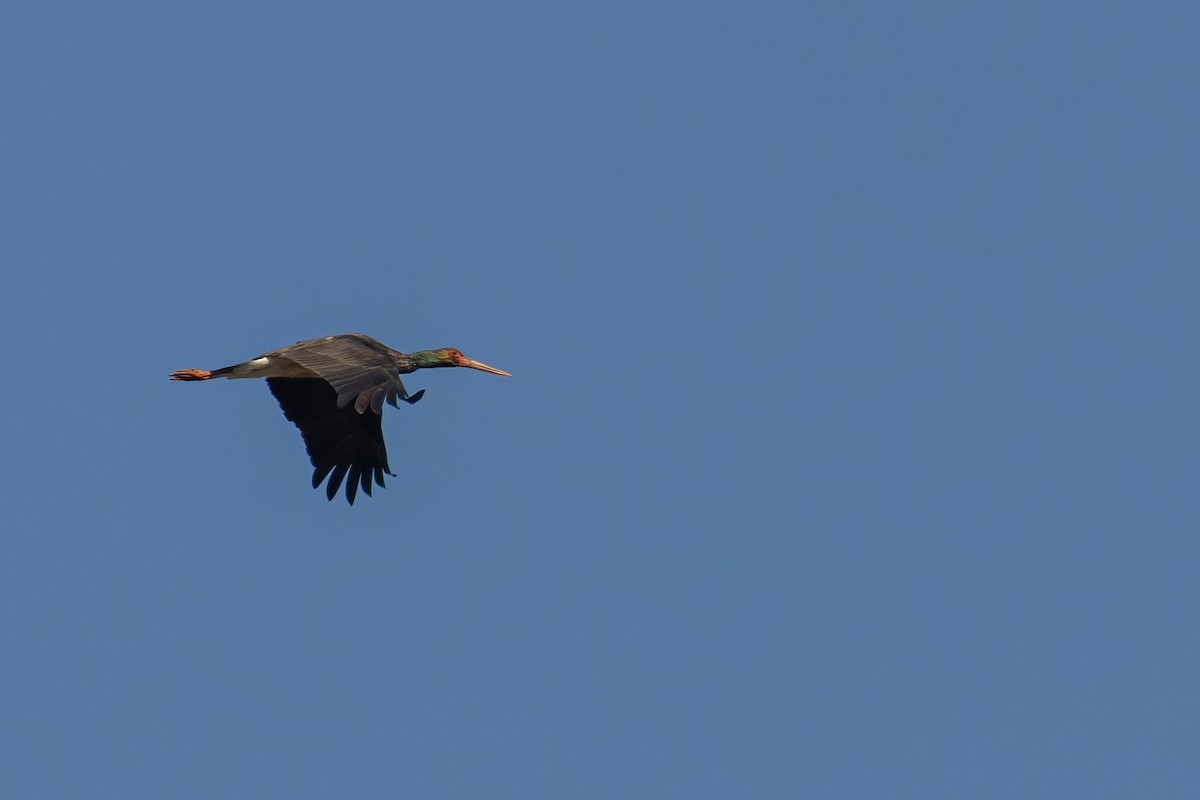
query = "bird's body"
(170, 334, 509, 504)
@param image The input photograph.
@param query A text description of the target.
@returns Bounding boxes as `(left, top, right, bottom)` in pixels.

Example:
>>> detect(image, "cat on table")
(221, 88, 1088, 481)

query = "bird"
(169, 333, 510, 504)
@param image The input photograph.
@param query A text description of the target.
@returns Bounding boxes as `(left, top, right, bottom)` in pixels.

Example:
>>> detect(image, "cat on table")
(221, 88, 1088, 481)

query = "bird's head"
(419, 348, 512, 376)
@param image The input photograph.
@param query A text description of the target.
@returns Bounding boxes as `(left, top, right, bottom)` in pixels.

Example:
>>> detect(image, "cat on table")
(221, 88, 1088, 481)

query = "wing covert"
(266, 335, 414, 412)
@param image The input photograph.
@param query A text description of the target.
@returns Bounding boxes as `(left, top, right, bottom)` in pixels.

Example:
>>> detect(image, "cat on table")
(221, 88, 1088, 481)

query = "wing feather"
(265, 334, 415, 411)
(267, 377, 394, 505)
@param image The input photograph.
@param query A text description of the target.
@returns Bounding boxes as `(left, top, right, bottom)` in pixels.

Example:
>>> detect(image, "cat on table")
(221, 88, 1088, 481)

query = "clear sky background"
(2, 2, 1198, 797)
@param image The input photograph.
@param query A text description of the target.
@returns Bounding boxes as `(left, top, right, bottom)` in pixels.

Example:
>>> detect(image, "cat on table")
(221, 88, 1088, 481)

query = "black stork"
(169, 333, 510, 504)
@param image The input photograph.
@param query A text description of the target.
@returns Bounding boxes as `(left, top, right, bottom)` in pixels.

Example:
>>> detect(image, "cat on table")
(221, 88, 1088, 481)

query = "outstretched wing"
(266, 334, 416, 413)
(267, 377, 395, 504)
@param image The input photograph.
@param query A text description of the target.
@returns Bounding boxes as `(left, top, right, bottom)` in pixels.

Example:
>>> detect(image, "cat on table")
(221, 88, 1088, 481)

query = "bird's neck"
(396, 350, 447, 373)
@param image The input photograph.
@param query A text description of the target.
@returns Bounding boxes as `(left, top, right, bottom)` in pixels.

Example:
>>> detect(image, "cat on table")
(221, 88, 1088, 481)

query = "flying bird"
(169, 333, 510, 504)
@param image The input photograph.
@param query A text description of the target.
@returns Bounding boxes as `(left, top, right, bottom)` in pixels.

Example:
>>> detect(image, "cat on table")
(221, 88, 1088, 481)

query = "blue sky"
(3, 2, 1198, 797)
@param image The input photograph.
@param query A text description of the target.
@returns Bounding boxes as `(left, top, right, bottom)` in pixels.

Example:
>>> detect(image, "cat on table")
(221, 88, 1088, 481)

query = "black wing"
(267, 377, 395, 504)
(266, 334, 416, 414)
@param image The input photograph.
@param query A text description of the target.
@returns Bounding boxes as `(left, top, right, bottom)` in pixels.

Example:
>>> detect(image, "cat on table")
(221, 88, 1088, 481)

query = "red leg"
(169, 368, 213, 381)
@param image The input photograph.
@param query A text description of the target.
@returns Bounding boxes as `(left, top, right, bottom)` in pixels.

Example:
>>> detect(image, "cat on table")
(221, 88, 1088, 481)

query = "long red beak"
(458, 356, 511, 377)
